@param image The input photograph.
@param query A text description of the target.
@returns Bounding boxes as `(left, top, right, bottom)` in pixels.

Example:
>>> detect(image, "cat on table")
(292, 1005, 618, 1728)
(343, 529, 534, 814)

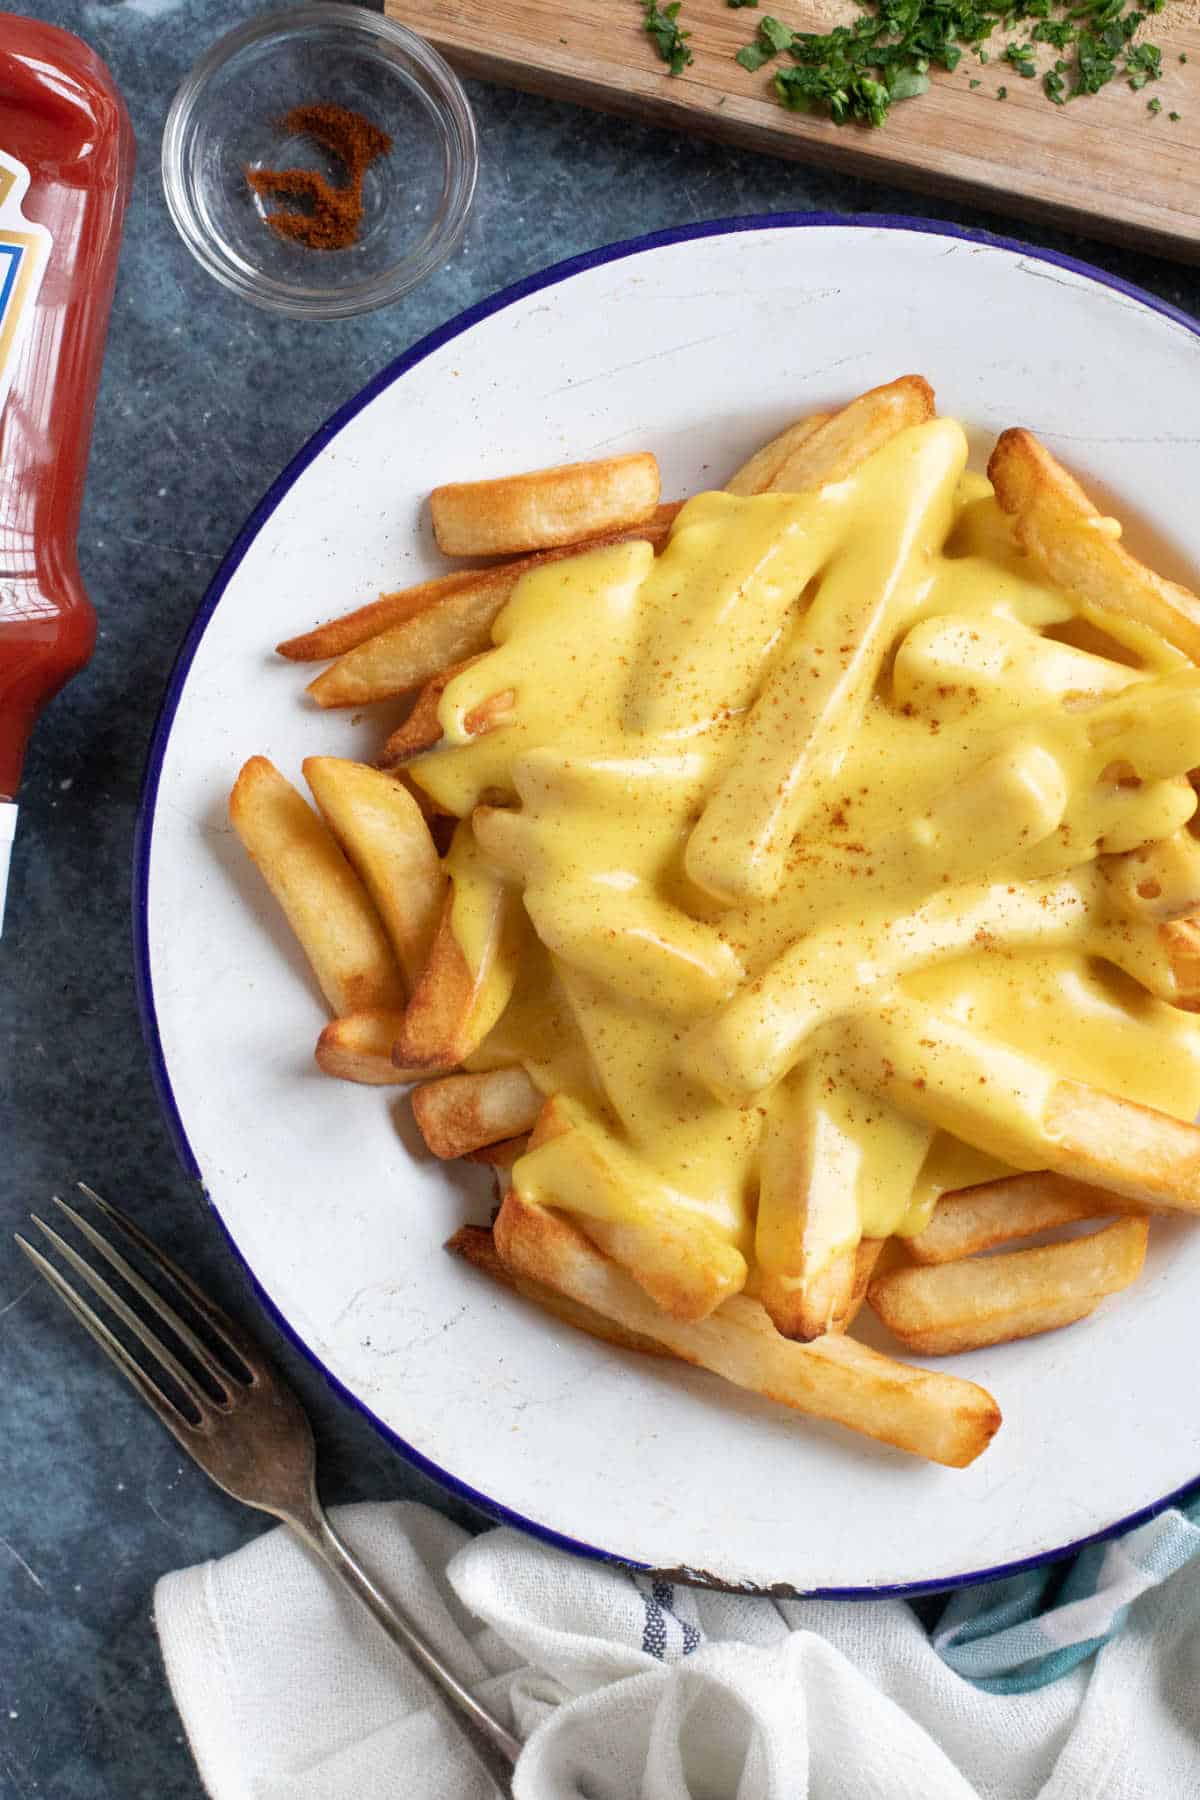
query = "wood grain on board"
(385, 0, 1200, 260)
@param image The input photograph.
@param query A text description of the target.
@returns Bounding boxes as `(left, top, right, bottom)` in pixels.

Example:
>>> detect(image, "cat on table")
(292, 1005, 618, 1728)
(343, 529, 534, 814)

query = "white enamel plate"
(137, 219, 1200, 1594)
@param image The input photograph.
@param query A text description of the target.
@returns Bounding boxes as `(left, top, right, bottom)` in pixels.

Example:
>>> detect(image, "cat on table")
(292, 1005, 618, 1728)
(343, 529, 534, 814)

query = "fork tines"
(16, 1184, 253, 1436)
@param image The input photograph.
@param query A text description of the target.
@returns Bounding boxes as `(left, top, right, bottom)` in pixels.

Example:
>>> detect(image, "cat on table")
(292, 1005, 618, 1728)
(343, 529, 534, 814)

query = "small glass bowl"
(162, 4, 478, 318)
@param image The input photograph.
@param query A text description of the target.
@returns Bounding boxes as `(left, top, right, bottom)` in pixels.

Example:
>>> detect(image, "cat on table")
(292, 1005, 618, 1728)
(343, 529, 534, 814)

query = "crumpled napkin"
(155, 1498, 1200, 1800)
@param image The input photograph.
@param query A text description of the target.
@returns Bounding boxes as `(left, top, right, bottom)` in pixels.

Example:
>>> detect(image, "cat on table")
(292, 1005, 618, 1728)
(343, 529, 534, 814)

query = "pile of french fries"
(231, 376, 1200, 1471)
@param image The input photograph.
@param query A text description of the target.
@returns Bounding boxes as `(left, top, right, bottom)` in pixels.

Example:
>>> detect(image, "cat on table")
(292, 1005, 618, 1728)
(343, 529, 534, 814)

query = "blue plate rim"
(132, 208, 1200, 1600)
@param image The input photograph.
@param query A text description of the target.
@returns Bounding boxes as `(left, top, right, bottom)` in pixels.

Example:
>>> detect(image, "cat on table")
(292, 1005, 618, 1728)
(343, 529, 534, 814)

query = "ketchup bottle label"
(0, 149, 50, 421)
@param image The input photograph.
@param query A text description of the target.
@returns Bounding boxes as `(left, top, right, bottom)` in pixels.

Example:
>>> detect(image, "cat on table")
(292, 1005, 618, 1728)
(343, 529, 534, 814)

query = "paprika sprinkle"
(246, 103, 392, 251)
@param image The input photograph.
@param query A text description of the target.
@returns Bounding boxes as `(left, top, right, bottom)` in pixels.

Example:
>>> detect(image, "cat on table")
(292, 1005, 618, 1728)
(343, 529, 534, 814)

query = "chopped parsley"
(760, 13, 795, 50)
(1170, 107, 1181, 118)
(1005, 41, 1037, 76)
(1147, 93, 1162, 111)
(727, 0, 759, 8)
(719, 0, 1171, 125)
(643, 0, 692, 75)
(1125, 41, 1162, 88)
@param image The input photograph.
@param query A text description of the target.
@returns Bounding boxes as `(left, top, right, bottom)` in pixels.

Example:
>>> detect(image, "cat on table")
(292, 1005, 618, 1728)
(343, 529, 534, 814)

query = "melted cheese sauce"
(410, 419, 1200, 1261)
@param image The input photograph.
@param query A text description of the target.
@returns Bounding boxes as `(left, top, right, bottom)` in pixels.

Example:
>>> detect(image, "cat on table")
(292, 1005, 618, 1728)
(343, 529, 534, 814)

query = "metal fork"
(16, 1185, 519, 1793)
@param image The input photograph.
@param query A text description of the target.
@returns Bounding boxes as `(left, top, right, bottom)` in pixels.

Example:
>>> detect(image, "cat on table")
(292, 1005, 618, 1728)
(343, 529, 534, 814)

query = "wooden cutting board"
(385, 0, 1200, 261)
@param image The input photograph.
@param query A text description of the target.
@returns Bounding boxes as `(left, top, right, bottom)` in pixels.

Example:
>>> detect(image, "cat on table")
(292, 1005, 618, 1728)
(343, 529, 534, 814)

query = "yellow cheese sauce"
(409, 419, 1200, 1266)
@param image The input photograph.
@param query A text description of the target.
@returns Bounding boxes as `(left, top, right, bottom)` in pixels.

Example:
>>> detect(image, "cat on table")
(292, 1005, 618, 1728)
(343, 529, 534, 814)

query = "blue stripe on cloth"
(654, 1582, 701, 1656)
(640, 1582, 667, 1659)
(638, 1580, 702, 1660)
(931, 1498, 1200, 1694)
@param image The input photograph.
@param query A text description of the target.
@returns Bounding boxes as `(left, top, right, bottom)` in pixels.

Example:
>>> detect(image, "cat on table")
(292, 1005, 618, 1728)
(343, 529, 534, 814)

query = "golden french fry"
(308, 581, 516, 710)
(1102, 829, 1200, 923)
(278, 568, 499, 663)
(723, 411, 831, 497)
(838, 992, 1200, 1215)
(315, 1011, 441, 1085)
(393, 873, 520, 1070)
(523, 880, 743, 1017)
(464, 1135, 530, 1169)
(412, 1066, 541, 1158)
(514, 1094, 747, 1322)
(892, 611, 1138, 717)
(839, 1238, 888, 1331)
(685, 416, 966, 905)
(379, 659, 481, 765)
(869, 1217, 1149, 1355)
(229, 757, 405, 1016)
(493, 1192, 1000, 1468)
(988, 429, 1200, 663)
(447, 1223, 673, 1358)
(430, 453, 660, 557)
(756, 1061, 865, 1341)
(302, 758, 446, 990)
(277, 506, 681, 663)
(307, 514, 679, 708)
(765, 375, 935, 493)
(692, 864, 1090, 1102)
(907, 1172, 1146, 1266)
(1160, 915, 1200, 1010)
(1044, 1079, 1200, 1206)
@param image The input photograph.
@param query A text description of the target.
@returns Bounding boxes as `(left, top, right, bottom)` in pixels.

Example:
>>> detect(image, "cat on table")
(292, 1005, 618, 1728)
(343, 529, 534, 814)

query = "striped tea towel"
(155, 1496, 1200, 1800)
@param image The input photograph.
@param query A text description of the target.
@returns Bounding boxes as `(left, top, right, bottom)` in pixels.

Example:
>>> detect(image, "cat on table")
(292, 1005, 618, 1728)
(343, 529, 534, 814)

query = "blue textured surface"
(2, 2, 1200, 1793)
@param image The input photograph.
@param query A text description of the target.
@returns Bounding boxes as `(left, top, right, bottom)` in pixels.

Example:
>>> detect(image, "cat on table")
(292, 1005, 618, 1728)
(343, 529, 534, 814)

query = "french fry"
(723, 411, 831, 497)
(685, 416, 966, 904)
(988, 428, 1200, 664)
(758, 1128, 859, 1343)
(868, 1217, 1149, 1355)
(412, 1066, 541, 1159)
(1160, 915, 1200, 1010)
(906, 1171, 1147, 1265)
(840, 1237, 887, 1330)
(278, 505, 681, 662)
(229, 757, 405, 1015)
(393, 884, 518, 1070)
(308, 580, 518, 711)
(839, 992, 1200, 1215)
(302, 758, 446, 990)
(1044, 1079, 1200, 1207)
(307, 515, 679, 708)
(765, 375, 935, 493)
(464, 1135, 529, 1169)
(315, 1011, 442, 1084)
(431, 453, 660, 557)
(446, 1223, 673, 1358)
(277, 568, 498, 663)
(691, 867, 1092, 1102)
(379, 659, 481, 765)
(523, 880, 743, 1016)
(514, 1094, 748, 1322)
(1102, 829, 1200, 923)
(892, 611, 1138, 717)
(756, 1060, 926, 1341)
(493, 1192, 1000, 1467)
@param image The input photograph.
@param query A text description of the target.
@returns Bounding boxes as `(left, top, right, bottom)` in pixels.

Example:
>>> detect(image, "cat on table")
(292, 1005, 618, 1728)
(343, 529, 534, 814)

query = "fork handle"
(285, 1501, 520, 1790)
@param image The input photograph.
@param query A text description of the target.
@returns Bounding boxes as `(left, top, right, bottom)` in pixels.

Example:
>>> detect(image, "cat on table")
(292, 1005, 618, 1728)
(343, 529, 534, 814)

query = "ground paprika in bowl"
(246, 102, 393, 252)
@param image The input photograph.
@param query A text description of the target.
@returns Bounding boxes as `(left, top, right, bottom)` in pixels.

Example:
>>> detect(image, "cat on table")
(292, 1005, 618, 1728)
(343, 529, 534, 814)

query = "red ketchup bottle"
(0, 18, 133, 932)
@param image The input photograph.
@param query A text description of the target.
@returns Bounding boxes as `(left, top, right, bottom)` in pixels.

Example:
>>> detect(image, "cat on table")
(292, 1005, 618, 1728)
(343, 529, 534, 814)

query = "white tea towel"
(155, 1500, 1200, 1800)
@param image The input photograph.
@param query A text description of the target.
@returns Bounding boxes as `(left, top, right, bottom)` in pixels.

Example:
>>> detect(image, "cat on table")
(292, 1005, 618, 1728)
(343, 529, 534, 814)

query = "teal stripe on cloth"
(930, 1497, 1200, 1694)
